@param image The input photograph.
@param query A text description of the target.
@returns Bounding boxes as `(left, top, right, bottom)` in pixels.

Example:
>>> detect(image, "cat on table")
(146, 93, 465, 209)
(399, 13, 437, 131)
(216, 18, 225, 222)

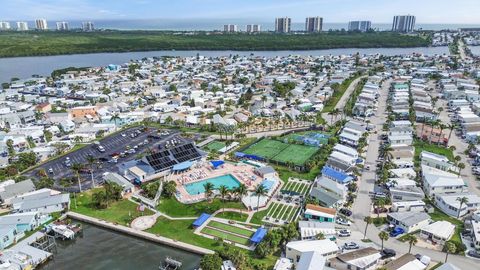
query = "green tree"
(457, 162, 465, 178)
(70, 163, 84, 192)
(218, 185, 229, 212)
(315, 232, 325, 240)
(363, 216, 372, 240)
(86, 155, 97, 188)
(379, 231, 389, 250)
(6, 139, 15, 156)
(162, 181, 177, 198)
(204, 182, 214, 202)
(92, 190, 108, 209)
(444, 241, 457, 262)
(200, 253, 222, 270)
(254, 184, 268, 212)
(456, 196, 469, 219)
(110, 113, 121, 131)
(405, 235, 418, 254)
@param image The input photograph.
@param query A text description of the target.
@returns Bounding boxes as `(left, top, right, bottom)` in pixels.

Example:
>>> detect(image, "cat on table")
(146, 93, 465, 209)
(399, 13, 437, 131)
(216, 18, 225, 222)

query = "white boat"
(51, 224, 75, 239)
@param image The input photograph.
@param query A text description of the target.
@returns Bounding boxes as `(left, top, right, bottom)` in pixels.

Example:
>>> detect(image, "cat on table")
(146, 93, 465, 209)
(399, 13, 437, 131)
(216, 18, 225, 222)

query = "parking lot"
(25, 126, 178, 191)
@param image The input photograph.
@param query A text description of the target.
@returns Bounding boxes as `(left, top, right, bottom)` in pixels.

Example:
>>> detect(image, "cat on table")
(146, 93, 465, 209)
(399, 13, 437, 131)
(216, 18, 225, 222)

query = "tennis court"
(204, 141, 226, 152)
(242, 138, 318, 166)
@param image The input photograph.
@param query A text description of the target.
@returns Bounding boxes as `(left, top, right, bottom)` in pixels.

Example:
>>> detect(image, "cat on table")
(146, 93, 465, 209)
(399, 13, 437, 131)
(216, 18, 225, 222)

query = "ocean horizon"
(4, 19, 480, 31)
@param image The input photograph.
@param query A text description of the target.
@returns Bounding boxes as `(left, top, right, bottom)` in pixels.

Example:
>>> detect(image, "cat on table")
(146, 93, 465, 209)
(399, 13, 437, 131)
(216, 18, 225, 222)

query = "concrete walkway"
(67, 211, 214, 255)
(322, 75, 367, 124)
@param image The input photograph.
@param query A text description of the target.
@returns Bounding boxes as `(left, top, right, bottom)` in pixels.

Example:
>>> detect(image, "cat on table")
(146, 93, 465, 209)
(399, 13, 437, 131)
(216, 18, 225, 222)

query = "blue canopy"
(250, 227, 267, 244)
(172, 161, 193, 171)
(210, 160, 225, 169)
(192, 213, 211, 227)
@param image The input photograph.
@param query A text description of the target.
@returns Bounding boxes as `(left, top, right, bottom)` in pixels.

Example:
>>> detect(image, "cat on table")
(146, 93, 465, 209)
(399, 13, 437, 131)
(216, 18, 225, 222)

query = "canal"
(37, 222, 202, 270)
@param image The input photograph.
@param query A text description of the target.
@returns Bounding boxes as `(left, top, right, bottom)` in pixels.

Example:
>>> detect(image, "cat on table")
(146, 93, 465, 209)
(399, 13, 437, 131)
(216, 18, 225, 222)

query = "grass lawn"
(204, 141, 226, 152)
(215, 211, 248, 222)
(72, 189, 153, 226)
(242, 139, 288, 159)
(322, 74, 362, 112)
(157, 197, 246, 218)
(201, 227, 250, 246)
(250, 208, 271, 225)
(414, 139, 454, 162)
(273, 144, 319, 166)
(274, 164, 320, 182)
(147, 217, 278, 267)
(208, 221, 254, 237)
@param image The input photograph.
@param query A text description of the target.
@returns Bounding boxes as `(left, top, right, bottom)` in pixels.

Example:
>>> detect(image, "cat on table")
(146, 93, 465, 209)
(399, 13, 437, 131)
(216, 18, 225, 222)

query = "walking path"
(67, 211, 214, 255)
(322, 75, 367, 124)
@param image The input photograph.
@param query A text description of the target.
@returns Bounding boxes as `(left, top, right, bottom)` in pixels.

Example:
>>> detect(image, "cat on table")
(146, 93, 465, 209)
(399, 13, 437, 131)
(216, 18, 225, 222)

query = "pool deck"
(170, 162, 262, 204)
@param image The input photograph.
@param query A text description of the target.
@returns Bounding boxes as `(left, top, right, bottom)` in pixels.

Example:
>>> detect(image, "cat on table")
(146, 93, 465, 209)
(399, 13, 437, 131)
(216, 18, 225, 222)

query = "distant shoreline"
(0, 31, 430, 58)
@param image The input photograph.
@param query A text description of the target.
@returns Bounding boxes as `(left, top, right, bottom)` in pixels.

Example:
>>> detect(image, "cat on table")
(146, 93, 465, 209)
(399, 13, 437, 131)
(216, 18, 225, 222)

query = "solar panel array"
(171, 143, 202, 163)
(145, 142, 201, 172)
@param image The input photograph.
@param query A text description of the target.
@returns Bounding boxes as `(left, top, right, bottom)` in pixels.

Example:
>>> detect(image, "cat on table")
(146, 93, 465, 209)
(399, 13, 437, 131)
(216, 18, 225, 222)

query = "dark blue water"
(38, 222, 201, 270)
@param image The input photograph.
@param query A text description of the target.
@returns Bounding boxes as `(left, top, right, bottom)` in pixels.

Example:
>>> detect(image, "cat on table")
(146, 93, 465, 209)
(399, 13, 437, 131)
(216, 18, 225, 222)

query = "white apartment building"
(56, 21, 69, 31)
(223, 24, 238, 32)
(0, 21, 11, 30)
(16, 22, 29, 31)
(246, 24, 261, 33)
(392, 15, 416, 32)
(275, 17, 291, 33)
(82, 21, 94, 31)
(348, 21, 371, 32)
(305, 17, 323, 32)
(35, 19, 48, 30)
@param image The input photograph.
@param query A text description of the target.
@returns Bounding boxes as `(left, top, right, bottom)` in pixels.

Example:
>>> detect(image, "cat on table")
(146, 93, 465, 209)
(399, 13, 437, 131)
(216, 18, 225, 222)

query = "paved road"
(322, 76, 367, 124)
(350, 79, 479, 269)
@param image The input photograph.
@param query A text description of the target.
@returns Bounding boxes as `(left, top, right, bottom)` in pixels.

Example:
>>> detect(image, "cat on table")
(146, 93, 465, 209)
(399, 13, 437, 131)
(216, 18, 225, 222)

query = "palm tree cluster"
(203, 182, 249, 208)
(92, 182, 123, 209)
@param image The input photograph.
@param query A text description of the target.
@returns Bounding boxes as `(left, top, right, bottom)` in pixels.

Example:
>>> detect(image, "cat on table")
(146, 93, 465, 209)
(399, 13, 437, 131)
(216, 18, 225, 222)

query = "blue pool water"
(185, 174, 241, 195)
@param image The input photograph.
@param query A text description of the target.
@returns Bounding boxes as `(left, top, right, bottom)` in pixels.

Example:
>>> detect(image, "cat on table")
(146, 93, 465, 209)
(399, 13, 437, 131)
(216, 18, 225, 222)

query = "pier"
(67, 211, 214, 255)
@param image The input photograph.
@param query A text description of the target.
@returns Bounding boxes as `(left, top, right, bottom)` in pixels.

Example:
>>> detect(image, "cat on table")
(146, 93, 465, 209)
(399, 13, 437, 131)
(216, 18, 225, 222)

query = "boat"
(50, 224, 75, 240)
(159, 256, 182, 270)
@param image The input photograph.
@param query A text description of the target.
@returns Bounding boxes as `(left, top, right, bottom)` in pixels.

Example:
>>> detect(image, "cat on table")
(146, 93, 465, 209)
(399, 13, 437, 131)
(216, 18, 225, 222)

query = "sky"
(0, 0, 479, 24)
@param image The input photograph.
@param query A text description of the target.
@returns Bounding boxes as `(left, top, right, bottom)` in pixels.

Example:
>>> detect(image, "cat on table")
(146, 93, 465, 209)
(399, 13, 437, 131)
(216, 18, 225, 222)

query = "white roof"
(422, 165, 465, 187)
(286, 239, 338, 255)
(438, 193, 480, 208)
(421, 221, 455, 239)
(339, 132, 359, 141)
(297, 251, 326, 270)
(333, 144, 358, 156)
(389, 168, 416, 179)
(273, 258, 293, 270)
(396, 259, 427, 270)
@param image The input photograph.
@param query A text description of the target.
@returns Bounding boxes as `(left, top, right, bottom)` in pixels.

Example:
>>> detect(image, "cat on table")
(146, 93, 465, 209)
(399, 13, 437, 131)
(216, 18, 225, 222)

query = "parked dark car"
(468, 250, 480, 258)
(390, 227, 405, 237)
(339, 208, 352, 217)
(380, 248, 396, 259)
(374, 207, 389, 214)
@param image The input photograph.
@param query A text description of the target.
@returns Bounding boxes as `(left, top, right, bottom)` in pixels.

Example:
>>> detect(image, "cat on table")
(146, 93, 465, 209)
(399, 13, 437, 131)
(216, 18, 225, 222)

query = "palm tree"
(444, 241, 457, 263)
(254, 184, 268, 212)
(374, 198, 387, 218)
(446, 123, 456, 147)
(203, 182, 214, 202)
(456, 196, 469, 219)
(363, 216, 372, 240)
(71, 163, 84, 192)
(110, 113, 121, 131)
(458, 162, 465, 178)
(437, 123, 447, 146)
(315, 232, 325, 240)
(86, 155, 97, 188)
(218, 185, 229, 212)
(234, 184, 248, 213)
(406, 235, 418, 254)
(428, 120, 439, 143)
(379, 231, 389, 250)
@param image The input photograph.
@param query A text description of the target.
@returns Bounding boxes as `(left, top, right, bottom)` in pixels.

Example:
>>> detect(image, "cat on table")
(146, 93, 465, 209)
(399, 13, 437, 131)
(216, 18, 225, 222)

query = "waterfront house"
(11, 189, 70, 214)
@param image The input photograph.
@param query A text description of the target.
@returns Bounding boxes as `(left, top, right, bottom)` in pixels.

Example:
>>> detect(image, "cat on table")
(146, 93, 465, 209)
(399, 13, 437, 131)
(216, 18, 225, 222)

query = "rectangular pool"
(185, 174, 241, 195)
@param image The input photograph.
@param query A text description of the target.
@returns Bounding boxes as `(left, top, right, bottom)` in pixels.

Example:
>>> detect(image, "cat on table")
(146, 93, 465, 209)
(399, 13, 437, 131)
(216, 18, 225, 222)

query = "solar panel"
(145, 142, 201, 172)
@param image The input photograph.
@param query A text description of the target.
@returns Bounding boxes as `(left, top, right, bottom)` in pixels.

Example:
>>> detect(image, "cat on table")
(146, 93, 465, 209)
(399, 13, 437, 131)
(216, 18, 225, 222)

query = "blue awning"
(250, 227, 267, 243)
(210, 160, 225, 169)
(172, 161, 193, 171)
(192, 213, 211, 227)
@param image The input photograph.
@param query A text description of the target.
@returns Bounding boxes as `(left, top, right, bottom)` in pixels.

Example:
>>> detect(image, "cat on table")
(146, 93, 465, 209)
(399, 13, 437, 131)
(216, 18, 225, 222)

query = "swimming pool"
(184, 174, 241, 195)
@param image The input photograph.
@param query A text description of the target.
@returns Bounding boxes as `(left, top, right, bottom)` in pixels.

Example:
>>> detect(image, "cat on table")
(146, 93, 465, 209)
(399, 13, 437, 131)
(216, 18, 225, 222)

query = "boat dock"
(0, 232, 54, 269)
